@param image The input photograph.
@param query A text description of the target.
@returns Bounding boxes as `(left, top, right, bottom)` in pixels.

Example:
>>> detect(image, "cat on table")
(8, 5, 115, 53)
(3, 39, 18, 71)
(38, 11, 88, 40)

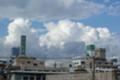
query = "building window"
(33, 63, 38, 66)
(40, 62, 44, 65)
(90, 63, 92, 68)
(27, 61, 31, 64)
(69, 64, 72, 68)
(30, 76, 34, 80)
(36, 76, 41, 80)
(97, 62, 101, 65)
(23, 76, 28, 80)
(81, 61, 85, 64)
(43, 75, 46, 80)
(36, 75, 46, 80)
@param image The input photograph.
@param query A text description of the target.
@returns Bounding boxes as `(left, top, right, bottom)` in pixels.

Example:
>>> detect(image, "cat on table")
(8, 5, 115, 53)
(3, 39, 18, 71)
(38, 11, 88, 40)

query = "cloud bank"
(0, 0, 119, 20)
(0, 18, 120, 58)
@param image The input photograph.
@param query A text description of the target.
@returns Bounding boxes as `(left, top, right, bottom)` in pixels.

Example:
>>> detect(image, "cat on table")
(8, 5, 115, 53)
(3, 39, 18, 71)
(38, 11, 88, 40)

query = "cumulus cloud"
(0, 18, 120, 58)
(40, 20, 111, 46)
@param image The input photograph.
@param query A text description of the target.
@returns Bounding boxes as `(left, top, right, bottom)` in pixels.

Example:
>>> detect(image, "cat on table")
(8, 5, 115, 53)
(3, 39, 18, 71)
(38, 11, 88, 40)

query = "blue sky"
(0, 18, 10, 37)
(80, 14, 120, 34)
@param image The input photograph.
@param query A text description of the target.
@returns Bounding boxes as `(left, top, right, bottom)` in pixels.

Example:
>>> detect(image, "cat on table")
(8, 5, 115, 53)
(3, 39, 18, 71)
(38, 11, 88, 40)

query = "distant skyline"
(0, 0, 120, 58)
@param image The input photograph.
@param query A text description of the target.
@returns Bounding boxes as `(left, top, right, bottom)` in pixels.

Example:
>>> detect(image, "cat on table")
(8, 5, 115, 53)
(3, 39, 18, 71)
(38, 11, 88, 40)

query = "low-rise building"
(10, 70, 46, 80)
(72, 57, 86, 70)
(0, 59, 8, 80)
(12, 56, 45, 71)
(9, 70, 117, 80)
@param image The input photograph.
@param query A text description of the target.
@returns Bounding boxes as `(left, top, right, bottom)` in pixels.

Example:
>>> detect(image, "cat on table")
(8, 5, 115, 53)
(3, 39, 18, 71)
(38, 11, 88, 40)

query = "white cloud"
(0, 0, 105, 20)
(0, 0, 120, 19)
(0, 18, 120, 58)
(58, 0, 75, 7)
(39, 20, 120, 57)
(5, 18, 31, 45)
(108, 4, 120, 16)
(40, 20, 112, 47)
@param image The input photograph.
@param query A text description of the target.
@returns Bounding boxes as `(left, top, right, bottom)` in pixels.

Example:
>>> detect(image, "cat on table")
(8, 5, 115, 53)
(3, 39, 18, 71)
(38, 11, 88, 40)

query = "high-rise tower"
(86, 44, 95, 57)
(95, 48, 106, 59)
(11, 47, 20, 57)
(20, 35, 26, 55)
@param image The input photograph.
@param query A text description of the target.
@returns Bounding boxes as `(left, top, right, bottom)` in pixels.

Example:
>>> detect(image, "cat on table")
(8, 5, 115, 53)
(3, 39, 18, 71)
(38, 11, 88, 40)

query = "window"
(30, 76, 34, 80)
(42, 75, 46, 80)
(36, 76, 41, 80)
(27, 61, 31, 64)
(69, 64, 72, 68)
(40, 62, 44, 65)
(33, 63, 38, 66)
(36, 75, 46, 80)
(90, 63, 92, 68)
(81, 61, 85, 64)
(23, 76, 28, 80)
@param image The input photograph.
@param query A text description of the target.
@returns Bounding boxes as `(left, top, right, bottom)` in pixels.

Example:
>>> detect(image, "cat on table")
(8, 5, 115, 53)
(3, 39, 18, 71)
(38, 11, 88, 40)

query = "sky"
(0, 0, 120, 58)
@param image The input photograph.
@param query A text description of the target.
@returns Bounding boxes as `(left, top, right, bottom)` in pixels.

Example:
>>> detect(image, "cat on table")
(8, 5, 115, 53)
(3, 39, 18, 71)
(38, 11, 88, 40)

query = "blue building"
(11, 47, 20, 57)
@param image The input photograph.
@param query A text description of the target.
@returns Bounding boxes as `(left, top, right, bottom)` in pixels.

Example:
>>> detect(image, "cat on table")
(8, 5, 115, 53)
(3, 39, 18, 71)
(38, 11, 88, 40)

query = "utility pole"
(91, 57, 95, 80)
(86, 44, 96, 80)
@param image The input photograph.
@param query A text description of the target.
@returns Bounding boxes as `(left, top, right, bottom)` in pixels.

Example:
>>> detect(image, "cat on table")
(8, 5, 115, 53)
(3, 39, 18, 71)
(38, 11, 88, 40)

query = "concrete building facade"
(12, 56, 45, 71)
(9, 70, 116, 80)
(47, 72, 116, 80)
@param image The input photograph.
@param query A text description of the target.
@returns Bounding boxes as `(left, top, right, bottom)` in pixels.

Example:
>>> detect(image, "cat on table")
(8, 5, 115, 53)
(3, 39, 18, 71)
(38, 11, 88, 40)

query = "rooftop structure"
(12, 56, 45, 71)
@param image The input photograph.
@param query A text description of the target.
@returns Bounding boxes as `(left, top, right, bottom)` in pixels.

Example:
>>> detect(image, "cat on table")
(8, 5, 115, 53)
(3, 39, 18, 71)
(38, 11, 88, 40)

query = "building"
(12, 56, 45, 71)
(20, 35, 26, 55)
(9, 70, 116, 80)
(72, 56, 86, 70)
(8, 50, 118, 80)
(86, 44, 95, 57)
(45, 59, 74, 72)
(95, 48, 106, 59)
(10, 70, 46, 80)
(0, 59, 8, 80)
(11, 47, 20, 57)
(46, 71, 116, 80)
(86, 47, 116, 71)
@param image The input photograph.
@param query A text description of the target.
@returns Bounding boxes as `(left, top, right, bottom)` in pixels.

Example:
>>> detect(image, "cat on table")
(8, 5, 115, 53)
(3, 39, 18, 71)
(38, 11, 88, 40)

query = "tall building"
(95, 48, 106, 60)
(11, 47, 20, 57)
(86, 44, 95, 57)
(86, 47, 115, 71)
(20, 35, 26, 55)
